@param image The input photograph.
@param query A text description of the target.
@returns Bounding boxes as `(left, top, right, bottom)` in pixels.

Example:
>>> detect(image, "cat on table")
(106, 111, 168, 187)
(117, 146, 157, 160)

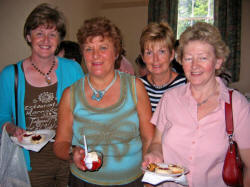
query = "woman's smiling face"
(83, 36, 117, 77)
(182, 40, 223, 87)
(27, 25, 60, 59)
(142, 41, 174, 76)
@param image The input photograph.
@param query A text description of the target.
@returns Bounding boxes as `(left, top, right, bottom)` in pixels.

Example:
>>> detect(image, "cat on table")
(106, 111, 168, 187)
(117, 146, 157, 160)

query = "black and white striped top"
(140, 74, 186, 112)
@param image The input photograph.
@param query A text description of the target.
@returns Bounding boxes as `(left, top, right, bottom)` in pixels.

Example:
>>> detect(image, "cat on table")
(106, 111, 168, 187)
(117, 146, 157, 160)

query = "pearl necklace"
(31, 60, 55, 85)
(87, 71, 117, 101)
(151, 71, 172, 89)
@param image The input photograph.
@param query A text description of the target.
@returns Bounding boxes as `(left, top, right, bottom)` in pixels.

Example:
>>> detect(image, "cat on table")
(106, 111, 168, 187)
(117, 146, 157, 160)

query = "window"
(177, 0, 214, 39)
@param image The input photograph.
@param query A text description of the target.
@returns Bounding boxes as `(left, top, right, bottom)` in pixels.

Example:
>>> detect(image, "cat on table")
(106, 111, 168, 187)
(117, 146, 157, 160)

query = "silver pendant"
(91, 91, 104, 101)
(87, 71, 117, 102)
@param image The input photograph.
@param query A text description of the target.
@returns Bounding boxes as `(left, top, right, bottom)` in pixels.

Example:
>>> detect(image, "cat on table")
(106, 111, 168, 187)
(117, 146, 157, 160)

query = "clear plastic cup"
(81, 151, 103, 171)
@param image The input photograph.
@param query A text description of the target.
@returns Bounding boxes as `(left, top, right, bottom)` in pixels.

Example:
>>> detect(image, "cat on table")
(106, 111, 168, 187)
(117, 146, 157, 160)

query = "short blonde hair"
(140, 21, 175, 55)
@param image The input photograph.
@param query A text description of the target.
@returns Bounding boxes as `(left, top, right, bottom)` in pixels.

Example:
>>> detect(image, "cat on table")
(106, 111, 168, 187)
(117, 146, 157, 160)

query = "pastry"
(31, 134, 45, 144)
(168, 164, 184, 174)
(22, 131, 33, 142)
(146, 163, 185, 175)
(147, 163, 158, 172)
(155, 167, 172, 174)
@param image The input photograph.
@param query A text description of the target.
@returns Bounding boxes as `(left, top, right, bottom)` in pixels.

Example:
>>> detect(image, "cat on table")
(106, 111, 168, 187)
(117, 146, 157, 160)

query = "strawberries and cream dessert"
(81, 151, 102, 171)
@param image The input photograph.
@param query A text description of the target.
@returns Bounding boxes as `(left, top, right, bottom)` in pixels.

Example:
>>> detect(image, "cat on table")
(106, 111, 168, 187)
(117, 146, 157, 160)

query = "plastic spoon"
(83, 135, 88, 157)
(83, 135, 94, 169)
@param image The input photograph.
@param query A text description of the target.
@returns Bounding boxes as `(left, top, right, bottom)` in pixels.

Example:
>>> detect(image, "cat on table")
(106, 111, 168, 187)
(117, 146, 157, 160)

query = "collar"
(182, 77, 231, 105)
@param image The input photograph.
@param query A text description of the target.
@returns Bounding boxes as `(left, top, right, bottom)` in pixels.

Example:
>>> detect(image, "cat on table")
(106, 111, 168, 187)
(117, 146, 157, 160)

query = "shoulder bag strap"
(14, 64, 18, 125)
(225, 90, 233, 136)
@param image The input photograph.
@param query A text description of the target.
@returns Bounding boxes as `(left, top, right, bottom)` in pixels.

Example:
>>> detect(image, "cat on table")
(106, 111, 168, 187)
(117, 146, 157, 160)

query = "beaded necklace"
(31, 60, 55, 85)
(87, 71, 117, 101)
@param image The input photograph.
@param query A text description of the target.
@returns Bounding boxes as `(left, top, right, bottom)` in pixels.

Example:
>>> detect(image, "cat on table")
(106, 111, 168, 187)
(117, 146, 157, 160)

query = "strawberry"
(91, 158, 102, 170)
(81, 154, 102, 171)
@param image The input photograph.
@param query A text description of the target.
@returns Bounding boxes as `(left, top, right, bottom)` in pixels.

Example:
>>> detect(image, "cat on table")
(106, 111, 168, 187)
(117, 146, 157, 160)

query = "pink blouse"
(118, 56, 135, 75)
(151, 77, 250, 187)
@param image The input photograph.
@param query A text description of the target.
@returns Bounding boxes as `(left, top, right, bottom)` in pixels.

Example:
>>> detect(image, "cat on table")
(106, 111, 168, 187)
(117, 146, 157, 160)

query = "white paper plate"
(142, 163, 189, 177)
(11, 129, 55, 152)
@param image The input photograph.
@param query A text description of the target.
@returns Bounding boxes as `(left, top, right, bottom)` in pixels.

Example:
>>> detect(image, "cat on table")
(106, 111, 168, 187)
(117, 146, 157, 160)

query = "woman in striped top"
(139, 22, 186, 112)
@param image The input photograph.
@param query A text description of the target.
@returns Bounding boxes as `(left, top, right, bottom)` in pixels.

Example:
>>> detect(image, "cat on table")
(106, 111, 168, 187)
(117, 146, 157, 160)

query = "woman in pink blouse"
(142, 22, 250, 187)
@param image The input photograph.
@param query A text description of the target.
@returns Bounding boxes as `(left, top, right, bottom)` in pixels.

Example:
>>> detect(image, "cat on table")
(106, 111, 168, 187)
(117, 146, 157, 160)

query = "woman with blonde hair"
(142, 22, 250, 187)
(139, 22, 186, 112)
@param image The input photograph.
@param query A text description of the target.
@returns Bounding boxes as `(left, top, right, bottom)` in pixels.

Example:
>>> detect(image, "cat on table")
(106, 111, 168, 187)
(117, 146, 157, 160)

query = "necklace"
(87, 71, 117, 101)
(152, 71, 172, 89)
(197, 90, 217, 107)
(31, 60, 55, 85)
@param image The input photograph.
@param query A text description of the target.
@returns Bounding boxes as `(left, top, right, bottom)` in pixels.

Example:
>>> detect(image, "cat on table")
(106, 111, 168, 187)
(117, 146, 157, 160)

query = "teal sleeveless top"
(70, 71, 142, 185)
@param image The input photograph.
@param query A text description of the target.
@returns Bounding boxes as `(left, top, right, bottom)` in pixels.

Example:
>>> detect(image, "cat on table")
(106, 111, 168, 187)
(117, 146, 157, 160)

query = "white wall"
(0, 0, 249, 93)
(99, 6, 147, 70)
(0, 0, 100, 70)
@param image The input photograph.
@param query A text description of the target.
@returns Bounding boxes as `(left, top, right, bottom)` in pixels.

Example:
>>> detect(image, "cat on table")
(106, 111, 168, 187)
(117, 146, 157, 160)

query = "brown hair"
(77, 16, 123, 68)
(177, 22, 230, 64)
(140, 21, 175, 55)
(23, 3, 66, 46)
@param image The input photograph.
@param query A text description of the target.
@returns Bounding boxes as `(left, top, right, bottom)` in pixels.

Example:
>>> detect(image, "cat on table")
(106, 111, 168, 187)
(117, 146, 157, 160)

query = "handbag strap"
(13, 64, 18, 125)
(225, 90, 233, 136)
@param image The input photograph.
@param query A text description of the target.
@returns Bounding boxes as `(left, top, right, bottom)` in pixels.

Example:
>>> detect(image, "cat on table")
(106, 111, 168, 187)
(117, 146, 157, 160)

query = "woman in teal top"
(54, 17, 154, 186)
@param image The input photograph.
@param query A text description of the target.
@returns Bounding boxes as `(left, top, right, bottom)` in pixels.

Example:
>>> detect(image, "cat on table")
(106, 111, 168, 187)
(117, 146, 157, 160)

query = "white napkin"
(142, 171, 188, 186)
(11, 129, 55, 152)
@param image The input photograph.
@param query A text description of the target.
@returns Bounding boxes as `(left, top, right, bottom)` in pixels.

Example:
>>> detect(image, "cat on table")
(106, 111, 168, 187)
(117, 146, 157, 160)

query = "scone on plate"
(22, 131, 34, 142)
(146, 163, 185, 175)
(155, 167, 172, 174)
(168, 164, 184, 174)
(31, 134, 45, 144)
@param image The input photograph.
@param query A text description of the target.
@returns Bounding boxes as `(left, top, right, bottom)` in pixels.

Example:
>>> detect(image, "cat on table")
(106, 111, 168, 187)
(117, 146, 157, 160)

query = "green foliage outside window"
(177, 0, 214, 39)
